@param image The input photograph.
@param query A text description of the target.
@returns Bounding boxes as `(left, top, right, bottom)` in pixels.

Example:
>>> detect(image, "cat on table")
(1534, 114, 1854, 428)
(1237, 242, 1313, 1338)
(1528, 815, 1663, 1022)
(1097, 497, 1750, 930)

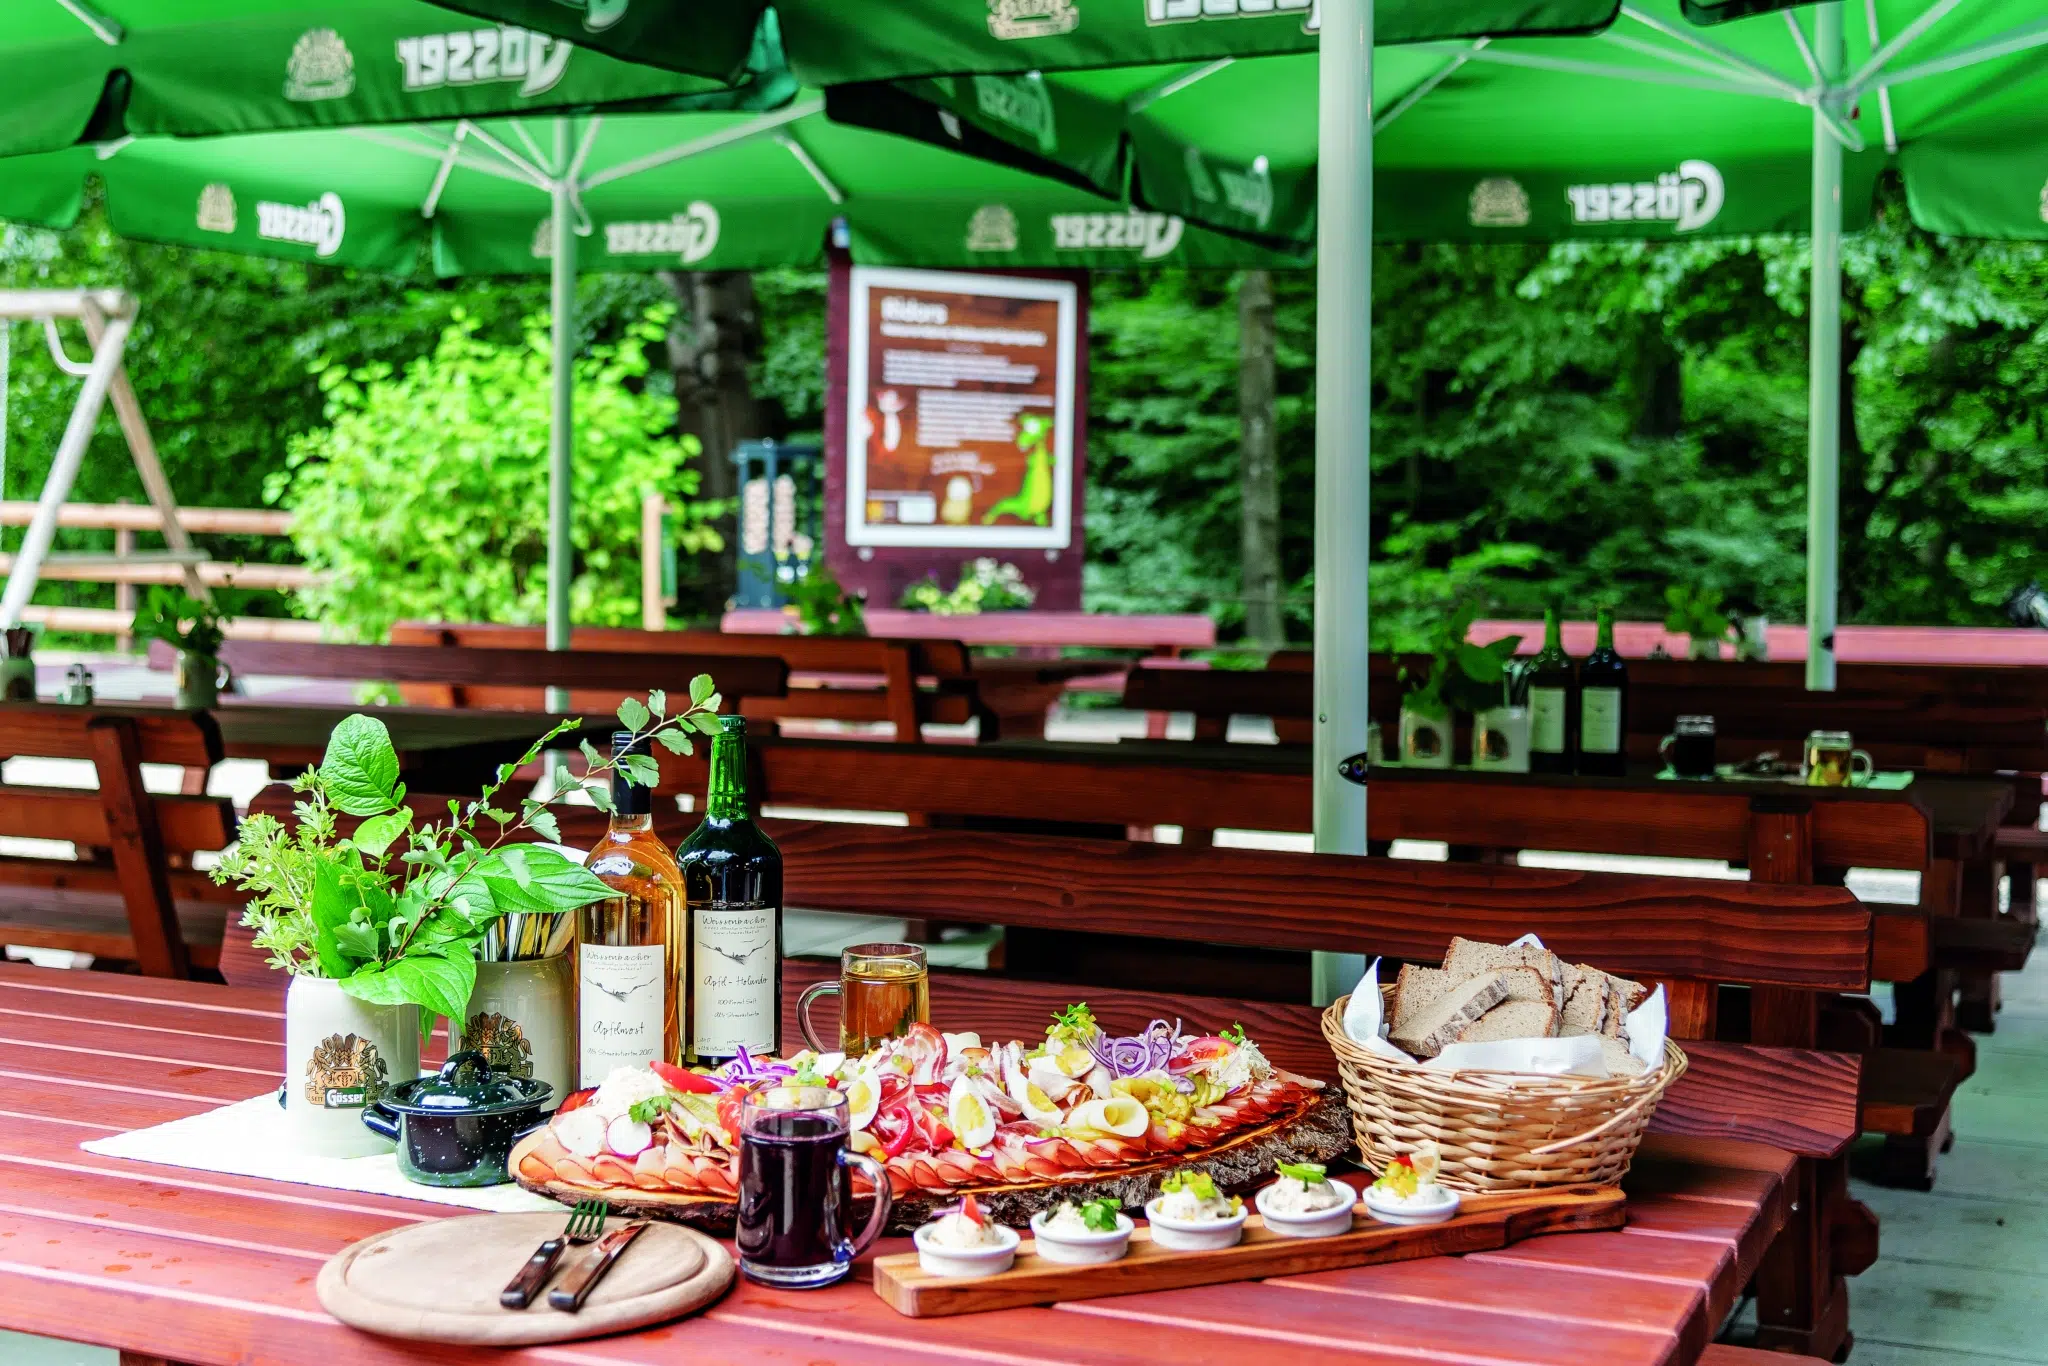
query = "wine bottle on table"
(1526, 607, 1576, 774)
(1577, 607, 1629, 777)
(678, 716, 784, 1066)
(577, 732, 687, 1086)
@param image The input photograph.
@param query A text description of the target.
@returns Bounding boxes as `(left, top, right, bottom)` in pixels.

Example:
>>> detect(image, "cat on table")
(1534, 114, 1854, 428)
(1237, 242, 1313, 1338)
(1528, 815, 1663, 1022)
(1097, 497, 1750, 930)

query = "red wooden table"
(0, 963, 1788, 1366)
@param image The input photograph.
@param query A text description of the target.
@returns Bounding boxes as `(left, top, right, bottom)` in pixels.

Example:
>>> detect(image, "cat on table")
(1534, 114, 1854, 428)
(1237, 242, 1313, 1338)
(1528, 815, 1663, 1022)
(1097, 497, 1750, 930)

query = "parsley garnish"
(627, 1094, 674, 1125)
(1079, 1199, 1122, 1232)
(1221, 1022, 1249, 1046)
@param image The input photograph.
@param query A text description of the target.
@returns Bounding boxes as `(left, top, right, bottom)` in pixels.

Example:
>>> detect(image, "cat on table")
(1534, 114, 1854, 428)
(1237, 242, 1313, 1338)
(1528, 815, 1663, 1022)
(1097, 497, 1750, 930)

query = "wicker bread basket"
(1321, 988, 1687, 1192)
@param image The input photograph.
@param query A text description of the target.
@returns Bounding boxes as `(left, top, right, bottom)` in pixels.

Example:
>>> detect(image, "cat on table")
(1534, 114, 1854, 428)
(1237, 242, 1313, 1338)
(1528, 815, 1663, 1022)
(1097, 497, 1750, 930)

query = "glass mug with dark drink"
(1658, 715, 1718, 779)
(1804, 731, 1875, 787)
(796, 942, 930, 1054)
(736, 1085, 892, 1288)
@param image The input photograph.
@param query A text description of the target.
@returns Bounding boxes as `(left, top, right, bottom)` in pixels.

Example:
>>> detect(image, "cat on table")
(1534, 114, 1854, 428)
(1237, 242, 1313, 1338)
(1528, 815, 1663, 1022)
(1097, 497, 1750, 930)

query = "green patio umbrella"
(0, 101, 1295, 662)
(3, 0, 784, 158)
(423, 0, 1627, 78)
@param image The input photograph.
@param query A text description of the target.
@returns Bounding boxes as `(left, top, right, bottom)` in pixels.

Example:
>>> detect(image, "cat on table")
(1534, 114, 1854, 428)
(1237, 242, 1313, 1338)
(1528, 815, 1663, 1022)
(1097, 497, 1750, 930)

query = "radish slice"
(606, 1115, 653, 1157)
(554, 1108, 608, 1158)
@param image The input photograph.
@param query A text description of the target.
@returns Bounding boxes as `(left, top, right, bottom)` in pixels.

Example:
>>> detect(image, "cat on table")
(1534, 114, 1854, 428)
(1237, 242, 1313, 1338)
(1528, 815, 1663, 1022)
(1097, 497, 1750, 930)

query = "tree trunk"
(1238, 270, 1283, 649)
(1634, 327, 1684, 439)
(662, 270, 764, 614)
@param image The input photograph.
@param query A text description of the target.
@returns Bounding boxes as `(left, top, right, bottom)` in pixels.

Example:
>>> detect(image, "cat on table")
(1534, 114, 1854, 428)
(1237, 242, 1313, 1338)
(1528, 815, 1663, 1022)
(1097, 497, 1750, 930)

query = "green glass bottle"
(676, 717, 784, 1065)
(1577, 607, 1629, 777)
(1527, 608, 1576, 774)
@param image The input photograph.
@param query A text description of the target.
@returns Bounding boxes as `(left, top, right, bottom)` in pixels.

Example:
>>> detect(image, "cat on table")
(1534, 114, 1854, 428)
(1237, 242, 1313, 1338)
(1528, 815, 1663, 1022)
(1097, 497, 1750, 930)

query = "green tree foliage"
(278, 311, 715, 641)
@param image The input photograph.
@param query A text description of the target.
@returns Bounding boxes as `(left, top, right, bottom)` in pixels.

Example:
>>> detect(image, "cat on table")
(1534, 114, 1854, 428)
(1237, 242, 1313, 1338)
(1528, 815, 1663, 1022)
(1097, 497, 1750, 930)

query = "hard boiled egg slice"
(947, 1073, 998, 1150)
(1004, 1057, 1063, 1126)
(844, 1068, 882, 1133)
(1026, 1057, 1080, 1102)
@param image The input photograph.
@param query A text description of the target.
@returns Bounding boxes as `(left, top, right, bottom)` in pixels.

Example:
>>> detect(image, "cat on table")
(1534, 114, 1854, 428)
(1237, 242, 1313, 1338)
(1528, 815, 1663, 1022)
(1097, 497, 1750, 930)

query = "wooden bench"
(0, 704, 241, 978)
(385, 621, 1009, 741)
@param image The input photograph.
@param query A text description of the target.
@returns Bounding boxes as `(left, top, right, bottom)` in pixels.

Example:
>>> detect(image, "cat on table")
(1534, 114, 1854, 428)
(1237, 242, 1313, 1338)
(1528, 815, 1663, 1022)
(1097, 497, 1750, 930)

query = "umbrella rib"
(1863, 0, 1900, 152)
(1615, 6, 1805, 97)
(578, 97, 820, 192)
(345, 127, 550, 192)
(1847, 13, 2048, 96)
(1414, 43, 1789, 99)
(1375, 40, 1486, 134)
(1784, 11, 1824, 86)
(1845, 0, 1963, 92)
(1601, 32, 1800, 97)
(55, 0, 122, 45)
(462, 122, 557, 187)
(1127, 58, 1234, 114)
(777, 133, 845, 205)
(510, 120, 554, 175)
(421, 125, 471, 219)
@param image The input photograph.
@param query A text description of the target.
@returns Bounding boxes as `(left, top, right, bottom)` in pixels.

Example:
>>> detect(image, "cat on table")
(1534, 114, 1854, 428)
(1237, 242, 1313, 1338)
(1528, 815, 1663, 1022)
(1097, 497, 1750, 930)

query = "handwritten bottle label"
(1529, 687, 1567, 753)
(693, 905, 777, 1060)
(1580, 687, 1623, 754)
(578, 942, 667, 1086)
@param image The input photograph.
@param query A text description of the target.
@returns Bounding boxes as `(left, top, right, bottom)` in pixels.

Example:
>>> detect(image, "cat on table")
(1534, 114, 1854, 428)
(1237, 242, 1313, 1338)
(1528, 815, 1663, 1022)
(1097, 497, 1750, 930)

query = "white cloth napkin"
(83, 1093, 562, 1214)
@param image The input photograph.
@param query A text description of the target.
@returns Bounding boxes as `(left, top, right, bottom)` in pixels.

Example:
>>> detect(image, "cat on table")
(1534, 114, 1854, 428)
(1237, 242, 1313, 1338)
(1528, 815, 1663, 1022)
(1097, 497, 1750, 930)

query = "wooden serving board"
(872, 1185, 1626, 1317)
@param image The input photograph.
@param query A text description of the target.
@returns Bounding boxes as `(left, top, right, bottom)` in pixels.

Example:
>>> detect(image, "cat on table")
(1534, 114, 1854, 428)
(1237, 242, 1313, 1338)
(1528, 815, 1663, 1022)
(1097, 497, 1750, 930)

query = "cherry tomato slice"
(555, 1088, 596, 1115)
(651, 1060, 721, 1094)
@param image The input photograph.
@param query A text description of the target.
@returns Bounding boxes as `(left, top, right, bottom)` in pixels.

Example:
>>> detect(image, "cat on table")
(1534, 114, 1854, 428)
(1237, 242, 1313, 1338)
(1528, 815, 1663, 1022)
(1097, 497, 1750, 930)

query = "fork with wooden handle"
(501, 1199, 607, 1309)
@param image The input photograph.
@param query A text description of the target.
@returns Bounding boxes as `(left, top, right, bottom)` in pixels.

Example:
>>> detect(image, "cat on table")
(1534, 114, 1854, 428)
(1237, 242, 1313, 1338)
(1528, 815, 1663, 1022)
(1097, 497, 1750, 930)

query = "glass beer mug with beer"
(796, 942, 930, 1055)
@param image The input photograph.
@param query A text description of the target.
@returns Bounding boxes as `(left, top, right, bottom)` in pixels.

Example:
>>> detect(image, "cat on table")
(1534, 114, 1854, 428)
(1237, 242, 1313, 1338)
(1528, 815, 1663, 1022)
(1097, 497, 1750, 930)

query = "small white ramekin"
(913, 1221, 1021, 1278)
(1144, 1197, 1249, 1251)
(1254, 1178, 1358, 1239)
(1028, 1209, 1136, 1265)
(1362, 1184, 1460, 1226)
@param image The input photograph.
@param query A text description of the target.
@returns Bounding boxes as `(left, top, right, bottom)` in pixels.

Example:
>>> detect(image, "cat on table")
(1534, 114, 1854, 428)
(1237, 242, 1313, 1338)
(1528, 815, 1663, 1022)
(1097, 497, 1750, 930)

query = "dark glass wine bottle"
(1577, 607, 1629, 776)
(1526, 607, 1576, 774)
(676, 717, 784, 1065)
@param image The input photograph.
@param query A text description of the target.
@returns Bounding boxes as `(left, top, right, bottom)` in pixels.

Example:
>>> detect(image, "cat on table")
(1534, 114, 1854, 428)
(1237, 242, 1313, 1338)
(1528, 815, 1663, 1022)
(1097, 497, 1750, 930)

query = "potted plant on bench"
(1398, 604, 1521, 768)
(213, 683, 724, 1158)
(1663, 584, 1732, 661)
(131, 587, 228, 709)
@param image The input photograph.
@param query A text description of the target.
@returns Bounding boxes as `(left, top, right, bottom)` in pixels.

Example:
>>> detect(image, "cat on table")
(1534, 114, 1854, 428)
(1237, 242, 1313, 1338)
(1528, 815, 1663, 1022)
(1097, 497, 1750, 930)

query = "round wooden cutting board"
(316, 1212, 733, 1345)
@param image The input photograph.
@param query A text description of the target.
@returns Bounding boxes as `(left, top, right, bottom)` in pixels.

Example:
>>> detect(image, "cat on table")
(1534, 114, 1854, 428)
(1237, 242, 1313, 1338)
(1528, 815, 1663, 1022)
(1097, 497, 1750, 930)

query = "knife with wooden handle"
(547, 1221, 648, 1313)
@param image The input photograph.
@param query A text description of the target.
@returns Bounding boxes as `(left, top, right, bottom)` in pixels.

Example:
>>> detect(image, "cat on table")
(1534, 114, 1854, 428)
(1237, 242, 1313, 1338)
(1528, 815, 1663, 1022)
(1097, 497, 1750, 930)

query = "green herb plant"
(1397, 599, 1522, 718)
(785, 561, 867, 637)
(1663, 585, 1732, 655)
(129, 587, 226, 658)
(899, 558, 1038, 615)
(216, 677, 725, 1030)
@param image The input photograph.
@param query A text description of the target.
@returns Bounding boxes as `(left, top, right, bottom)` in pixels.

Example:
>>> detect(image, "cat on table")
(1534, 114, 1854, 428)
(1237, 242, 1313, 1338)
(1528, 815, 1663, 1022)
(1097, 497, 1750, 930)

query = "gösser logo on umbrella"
(193, 185, 348, 259)
(1564, 161, 1724, 233)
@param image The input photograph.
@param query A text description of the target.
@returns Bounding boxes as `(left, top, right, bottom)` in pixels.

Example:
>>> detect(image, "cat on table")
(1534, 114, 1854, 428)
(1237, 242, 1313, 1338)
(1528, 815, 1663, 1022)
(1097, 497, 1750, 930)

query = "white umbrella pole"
(1310, 0, 1374, 1005)
(1806, 4, 1845, 692)
(545, 119, 577, 715)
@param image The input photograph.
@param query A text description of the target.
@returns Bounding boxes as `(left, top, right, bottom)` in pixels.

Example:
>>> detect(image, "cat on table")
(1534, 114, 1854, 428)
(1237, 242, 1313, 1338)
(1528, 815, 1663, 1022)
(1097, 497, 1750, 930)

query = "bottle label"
(1581, 687, 1623, 754)
(578, 942, 668, 1086)
(1529, 687, 1567, 753)
(693, 904, 778, 1059)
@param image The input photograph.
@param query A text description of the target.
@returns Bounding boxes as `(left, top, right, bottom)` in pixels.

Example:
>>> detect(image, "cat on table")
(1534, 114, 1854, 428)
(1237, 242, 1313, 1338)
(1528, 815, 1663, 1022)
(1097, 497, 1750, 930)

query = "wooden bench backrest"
(146, 639, 787, 708)
(384, 623, 964, 737)
(1, 702, 222, 768)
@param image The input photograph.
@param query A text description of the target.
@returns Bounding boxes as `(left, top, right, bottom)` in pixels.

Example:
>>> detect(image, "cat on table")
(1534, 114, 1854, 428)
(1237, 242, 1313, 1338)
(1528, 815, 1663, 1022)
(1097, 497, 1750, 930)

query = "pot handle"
(438, 1050, 491, 1086)
(361, 1101, 401, 1142)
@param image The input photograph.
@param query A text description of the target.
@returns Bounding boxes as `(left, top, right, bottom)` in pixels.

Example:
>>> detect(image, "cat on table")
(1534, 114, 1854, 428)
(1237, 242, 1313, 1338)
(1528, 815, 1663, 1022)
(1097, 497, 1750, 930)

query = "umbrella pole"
(1806, 4, 1845, 692)
(1310, 0, 1374, 1006)
(546, 119, 577, 716)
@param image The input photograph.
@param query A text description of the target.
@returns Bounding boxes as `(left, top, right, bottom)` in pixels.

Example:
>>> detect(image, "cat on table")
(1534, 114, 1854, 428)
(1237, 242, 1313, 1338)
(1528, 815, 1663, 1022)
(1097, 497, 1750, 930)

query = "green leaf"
(579, 739, 604, 770)
(688, 674, 714, 706)
(477, 845, 613, 914)
(654, 728, 692, 755)
(525, 806, 563, 843)
(319, 714, 402, 817)
(340, 950, 475, 1026)
(646, 689, 666, 719)
(307, 860, 360, 977)
(330, 921, 381, 961)
(617, 697, 651, 731)
(350, 808, 412, 860)
(620, 754, 662, 788)
(691, 713, 722, 735)
(587, 786, 615, 815)
(1455, 642, 1506, 685)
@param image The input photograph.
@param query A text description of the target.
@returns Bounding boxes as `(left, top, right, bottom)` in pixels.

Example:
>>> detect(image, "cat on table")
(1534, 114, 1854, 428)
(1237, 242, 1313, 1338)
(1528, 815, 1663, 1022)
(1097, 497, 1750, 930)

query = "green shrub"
(276, 311, 718, 641)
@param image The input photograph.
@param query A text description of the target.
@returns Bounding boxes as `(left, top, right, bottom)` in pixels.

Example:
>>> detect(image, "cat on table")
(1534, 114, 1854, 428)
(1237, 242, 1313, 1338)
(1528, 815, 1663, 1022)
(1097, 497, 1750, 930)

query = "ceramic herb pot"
(1398, 707, 1453, 769)
(283, 975, 419, 1158)
(454, 955, 575, 1111)
(0, 656, 35, 702)
(1472, 706, 1531, 773)
(173, 650, 224, 709)
(362, 1051, 553, 1188)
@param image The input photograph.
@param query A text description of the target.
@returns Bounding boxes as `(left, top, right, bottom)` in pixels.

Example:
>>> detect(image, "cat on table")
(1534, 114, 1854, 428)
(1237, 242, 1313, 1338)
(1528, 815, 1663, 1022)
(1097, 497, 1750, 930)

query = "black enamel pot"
(363, 1050, 553, 1188)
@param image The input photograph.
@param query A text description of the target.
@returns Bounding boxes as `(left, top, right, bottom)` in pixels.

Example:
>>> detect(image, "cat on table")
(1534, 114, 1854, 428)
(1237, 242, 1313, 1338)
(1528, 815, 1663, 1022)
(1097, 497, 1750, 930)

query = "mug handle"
(795, 981, 840, 1053)
(1657, 734, 1677, 767)
(361, 1101, 401, 1142)
(1852, 749, 1876, 784)
(838, 1149, 893, 1263)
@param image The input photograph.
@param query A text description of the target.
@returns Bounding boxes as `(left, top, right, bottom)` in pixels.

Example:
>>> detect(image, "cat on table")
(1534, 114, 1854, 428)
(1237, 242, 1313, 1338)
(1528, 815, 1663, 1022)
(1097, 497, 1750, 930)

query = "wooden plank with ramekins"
(0, 962, 1780, 1366)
